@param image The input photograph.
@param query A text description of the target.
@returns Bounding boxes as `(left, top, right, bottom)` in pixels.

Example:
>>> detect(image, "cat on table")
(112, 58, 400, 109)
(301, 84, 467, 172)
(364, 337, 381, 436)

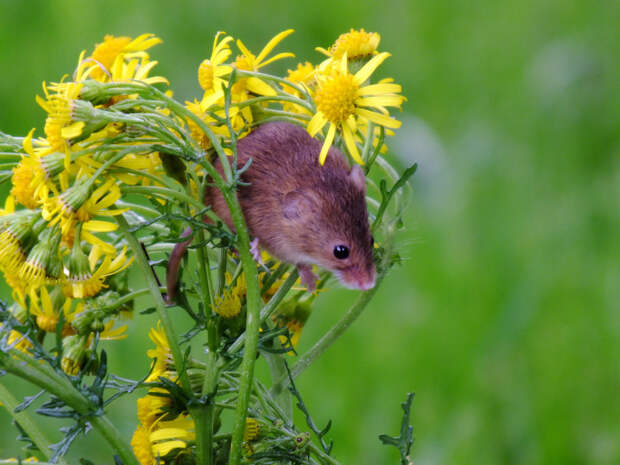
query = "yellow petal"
(319, 123, 336, 165)
(245, 77, 276, 96)
(83, 220, 118, 232)
(82, 231, 116, 255)
(255, 29, 294, 64)
(236, 39, 253, 59)
(356, 108, 402, 129)
(357, 83, 402, 96)
(61, 122, 85, 139)
(23, 128, 36, 155)
(315, 46, 331, 57)
(258, 52, 295, 68)
(307, 112, 327, 136)
(342, 123, 364, 165)
(88, 245, 102, 271)
(354, 52, 391, 85)
(356, 95, 405, 108)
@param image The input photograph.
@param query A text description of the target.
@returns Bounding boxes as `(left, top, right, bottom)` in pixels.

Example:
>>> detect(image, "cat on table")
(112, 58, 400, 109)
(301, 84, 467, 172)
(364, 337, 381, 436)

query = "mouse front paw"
(250, 238, 263, 264)
(297, 264, 318, 292)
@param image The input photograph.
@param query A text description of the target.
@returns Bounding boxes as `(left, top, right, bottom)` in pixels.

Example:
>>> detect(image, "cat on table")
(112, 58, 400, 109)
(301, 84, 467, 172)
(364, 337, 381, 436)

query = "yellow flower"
(108, 53, 168, 86)
(10, 159, 41, 209)
(86, 34, 163, 81)
(243, 417, 260, 442)
(5, 327, 33, 354)
(131, 425, 154, 465)
(213, 289, 242, 319)
(198, 32, 233, 110)
(61, 334, 88, 375)
(308, 53, 405, 164)
(43, 177, 123, 254)
(29, 286, 73, 333)
(231, 29, 295, 121)
(0, 206, 30, 275)
(19, 225, 62, 287)
(64, 240, 132, 299)
(137, 390, 170, 430)
(185, 99, 242, 149)
(36, 82, 85, 151)
(273, 297, 314, 350)
(146, 321, 173, 382)
(317, 28, 381, 60)
(149, 415, 195, 459)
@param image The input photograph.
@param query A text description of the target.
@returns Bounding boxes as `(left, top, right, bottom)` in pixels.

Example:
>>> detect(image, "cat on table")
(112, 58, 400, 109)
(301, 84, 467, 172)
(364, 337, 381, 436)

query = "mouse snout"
(338, 264, 377, 291)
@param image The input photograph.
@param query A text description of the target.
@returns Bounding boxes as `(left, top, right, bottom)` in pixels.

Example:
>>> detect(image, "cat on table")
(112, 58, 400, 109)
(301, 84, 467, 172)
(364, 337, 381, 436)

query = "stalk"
(0, 382, 58, 463)
(115, 214, 192, 393)
(0, 354, 138, 465)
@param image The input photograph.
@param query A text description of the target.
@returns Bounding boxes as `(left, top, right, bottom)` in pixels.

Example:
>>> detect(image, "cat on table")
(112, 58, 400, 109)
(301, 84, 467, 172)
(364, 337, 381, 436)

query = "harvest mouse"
(166, 121, 376, 301)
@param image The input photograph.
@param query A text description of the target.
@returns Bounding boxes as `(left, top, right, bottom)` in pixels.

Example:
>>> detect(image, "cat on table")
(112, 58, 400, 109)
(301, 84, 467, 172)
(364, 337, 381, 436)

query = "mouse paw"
(250, 238, 263, 264)
(297, 264, 318, 292)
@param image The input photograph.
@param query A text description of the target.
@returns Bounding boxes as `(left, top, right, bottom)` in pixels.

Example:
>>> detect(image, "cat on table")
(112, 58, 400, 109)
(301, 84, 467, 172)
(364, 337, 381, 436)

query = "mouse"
(166, 121, 376, 302)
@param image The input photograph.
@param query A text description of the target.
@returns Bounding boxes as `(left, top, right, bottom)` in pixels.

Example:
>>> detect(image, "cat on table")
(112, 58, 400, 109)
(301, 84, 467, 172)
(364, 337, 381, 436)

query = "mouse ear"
(349, 165, 367, 193)
(282, 190, 317, 220)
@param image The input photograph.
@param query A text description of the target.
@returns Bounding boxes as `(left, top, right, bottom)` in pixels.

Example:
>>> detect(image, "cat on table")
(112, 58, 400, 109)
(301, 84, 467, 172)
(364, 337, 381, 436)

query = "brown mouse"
(166, 122, 376, 301)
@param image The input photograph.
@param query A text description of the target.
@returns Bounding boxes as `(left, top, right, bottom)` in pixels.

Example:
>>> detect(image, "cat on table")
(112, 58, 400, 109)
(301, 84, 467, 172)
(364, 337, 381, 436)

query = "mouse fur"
(166, 121, 376, 301)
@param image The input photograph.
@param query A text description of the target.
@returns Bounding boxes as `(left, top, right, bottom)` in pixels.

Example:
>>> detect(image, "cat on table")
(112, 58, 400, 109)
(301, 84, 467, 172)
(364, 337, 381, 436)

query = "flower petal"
(307, 112, 327, 136)
(255, 29, 294, 64)
(356, 108, 402, 129)
(357, 83, 402, 96)
(342, 123, 364, 165)
(245, 77, 276, 96)
(354, 52, 391, 85)
(319, 123, 336, 165)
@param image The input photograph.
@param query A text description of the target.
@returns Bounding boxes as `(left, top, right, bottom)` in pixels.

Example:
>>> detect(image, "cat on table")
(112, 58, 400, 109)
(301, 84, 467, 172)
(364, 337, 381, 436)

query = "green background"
(0, 1, 618, 464)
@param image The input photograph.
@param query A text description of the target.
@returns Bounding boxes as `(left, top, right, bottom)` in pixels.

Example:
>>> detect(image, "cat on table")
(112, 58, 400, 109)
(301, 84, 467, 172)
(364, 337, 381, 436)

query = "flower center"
(234, 54, 253, 71)
(198, 60, 215, 91)
(91, 35, 131, 79)
(315, 74, 359, 124)
(331, 29, 380, 59)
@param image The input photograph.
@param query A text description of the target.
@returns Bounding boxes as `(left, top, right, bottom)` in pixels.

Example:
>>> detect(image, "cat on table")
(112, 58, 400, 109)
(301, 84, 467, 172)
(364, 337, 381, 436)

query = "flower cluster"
(0, 28, 411, 465)
(0, 34, 171, 373)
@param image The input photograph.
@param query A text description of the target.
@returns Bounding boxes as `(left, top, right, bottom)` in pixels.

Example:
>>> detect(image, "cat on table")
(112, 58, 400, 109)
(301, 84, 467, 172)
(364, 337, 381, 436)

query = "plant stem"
(221, 187, 262, 465)
(0, 382, 58, 462)
(0, 354, 138, 465)
(115, 214, 192, 393)
(228, 269, 299, 354)
(195, 225, 217, 465)
(120, 185, 206, 212)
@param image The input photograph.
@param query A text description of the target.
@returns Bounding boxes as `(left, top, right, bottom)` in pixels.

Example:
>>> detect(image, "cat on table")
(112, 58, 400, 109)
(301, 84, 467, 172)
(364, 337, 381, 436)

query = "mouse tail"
(165, 226, 193, 304)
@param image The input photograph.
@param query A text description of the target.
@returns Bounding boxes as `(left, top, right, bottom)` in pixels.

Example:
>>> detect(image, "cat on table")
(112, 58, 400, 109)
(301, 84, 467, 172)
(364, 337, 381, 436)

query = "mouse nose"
(357, 267, 376, 291)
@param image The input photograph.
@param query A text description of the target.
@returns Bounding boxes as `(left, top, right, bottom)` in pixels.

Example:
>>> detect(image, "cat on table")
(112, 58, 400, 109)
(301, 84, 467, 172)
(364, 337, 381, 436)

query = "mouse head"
(281, 164, 376, 290)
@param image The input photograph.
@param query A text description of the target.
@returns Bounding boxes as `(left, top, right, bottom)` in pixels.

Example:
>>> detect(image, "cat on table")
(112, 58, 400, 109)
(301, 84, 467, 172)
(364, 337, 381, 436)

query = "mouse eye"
(333, 245, 349, 260)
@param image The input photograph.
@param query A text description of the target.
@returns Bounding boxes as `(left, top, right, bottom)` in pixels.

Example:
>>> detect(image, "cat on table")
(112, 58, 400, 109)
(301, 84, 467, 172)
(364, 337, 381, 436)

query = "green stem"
(0, 382, 58, 462)
(194, 225, 217, 465)
(307, 442, 342, 465)
(115, 214, 192, 393)
(228, 269, 299, 354)
(99, 288, 150, 311)
(120, 185, 206, 212)
(263, 351, 293, 420)
(0, 354, 138, 465)
(221, 188, 262, 465)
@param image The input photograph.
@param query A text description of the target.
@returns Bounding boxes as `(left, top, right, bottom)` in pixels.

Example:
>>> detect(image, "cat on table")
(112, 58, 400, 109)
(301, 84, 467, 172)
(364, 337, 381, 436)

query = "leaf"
(379, 392, 415, 465)
(13, 390, 44, 413)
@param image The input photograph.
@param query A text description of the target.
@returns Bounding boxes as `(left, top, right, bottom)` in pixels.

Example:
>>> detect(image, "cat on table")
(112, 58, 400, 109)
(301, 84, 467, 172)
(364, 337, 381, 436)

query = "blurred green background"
(0, 0, 618, 464)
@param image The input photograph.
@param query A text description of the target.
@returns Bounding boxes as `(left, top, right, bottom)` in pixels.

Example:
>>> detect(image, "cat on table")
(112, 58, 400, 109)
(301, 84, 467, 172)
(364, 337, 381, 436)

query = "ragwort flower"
(317, 28, 381, 60)
(308, 53, 405, 164)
